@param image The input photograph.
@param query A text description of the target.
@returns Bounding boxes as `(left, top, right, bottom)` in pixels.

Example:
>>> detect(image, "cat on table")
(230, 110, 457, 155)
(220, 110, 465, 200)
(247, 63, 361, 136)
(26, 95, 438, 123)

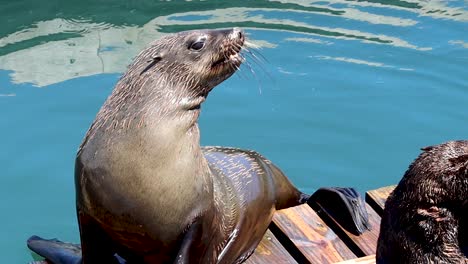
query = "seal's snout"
(231, 27, 244, 42)
(228, 28, 244, 54)
(209, 28, 245, 73)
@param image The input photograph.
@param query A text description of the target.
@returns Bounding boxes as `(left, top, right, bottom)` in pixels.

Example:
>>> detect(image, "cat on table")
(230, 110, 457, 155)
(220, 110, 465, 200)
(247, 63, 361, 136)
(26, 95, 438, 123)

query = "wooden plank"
(30, 233, 296, 264)
(334, 254, 376, 264)
(310, 201, 381, 256)
(365, 186, 395, 216)
(271, 204, 357, 264)
(245, 229, 297, 264)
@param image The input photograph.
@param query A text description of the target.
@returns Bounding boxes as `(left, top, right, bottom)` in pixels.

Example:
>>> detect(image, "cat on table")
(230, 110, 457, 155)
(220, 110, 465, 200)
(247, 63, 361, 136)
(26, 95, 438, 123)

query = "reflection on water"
(0, 0, 466, 86)
(0, 18, 161, 86)
(450, 39, 468, 48)
(313, 55, 415, 71)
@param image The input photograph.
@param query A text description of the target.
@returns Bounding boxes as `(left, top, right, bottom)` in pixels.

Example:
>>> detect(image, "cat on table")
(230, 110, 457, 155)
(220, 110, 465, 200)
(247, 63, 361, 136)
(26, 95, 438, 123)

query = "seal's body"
(72, 28, 307, 263)
(377, 140, 468, 264)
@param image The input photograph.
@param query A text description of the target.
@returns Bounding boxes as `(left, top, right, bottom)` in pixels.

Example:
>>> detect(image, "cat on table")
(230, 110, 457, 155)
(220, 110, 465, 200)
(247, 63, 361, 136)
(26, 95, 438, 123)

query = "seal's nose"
(231, 27, 244, 41)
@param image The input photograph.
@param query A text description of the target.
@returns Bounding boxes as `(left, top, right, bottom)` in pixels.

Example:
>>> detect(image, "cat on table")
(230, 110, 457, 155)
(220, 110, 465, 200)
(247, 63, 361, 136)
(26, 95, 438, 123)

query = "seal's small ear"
(421, 145, 435, 152)
(140, 56, 162, 75)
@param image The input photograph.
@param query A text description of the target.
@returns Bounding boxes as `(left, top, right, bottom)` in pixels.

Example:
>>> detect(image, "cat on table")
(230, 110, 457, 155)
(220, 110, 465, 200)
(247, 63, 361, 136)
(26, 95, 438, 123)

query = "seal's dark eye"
(190, 41, 205, 51)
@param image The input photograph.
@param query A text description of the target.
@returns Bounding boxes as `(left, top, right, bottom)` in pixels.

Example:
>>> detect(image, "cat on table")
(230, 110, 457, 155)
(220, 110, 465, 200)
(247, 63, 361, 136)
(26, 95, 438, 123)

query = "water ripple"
(0, 1, 465, 86)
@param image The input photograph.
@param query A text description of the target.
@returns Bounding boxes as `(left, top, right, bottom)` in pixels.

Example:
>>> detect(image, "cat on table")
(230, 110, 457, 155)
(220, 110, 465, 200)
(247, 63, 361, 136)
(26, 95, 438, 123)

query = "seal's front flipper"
(173, 220, 207, 264)
(27, 236, 82, 264)
(308, 187, 371, 235)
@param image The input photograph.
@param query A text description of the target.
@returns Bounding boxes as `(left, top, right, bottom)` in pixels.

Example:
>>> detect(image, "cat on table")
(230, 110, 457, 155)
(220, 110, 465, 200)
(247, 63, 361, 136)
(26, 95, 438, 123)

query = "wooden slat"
(334, 254, 376, 264)
(271, 204, 357, 264)
(365, 186, 395, 216)
(245, 229, 297, 264)
(310, 201, 381, 256)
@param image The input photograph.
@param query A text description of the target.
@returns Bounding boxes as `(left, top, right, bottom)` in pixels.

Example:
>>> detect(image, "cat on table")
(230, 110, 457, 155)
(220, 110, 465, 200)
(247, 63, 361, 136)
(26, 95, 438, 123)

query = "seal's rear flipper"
(27, 236, 127, 264)
(27, 236, 82, 264)
(307, 187, 371, 235)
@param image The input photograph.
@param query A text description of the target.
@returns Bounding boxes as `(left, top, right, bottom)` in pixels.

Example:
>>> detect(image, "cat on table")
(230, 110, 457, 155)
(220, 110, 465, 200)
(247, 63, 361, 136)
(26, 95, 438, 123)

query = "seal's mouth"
(211, 52, 243, 69)
(211, 30, 245, 71)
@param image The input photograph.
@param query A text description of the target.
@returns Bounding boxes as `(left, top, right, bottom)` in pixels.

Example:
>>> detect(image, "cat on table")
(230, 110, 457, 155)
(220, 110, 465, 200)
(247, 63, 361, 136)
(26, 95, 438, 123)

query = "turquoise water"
(1, 0, 467, 262)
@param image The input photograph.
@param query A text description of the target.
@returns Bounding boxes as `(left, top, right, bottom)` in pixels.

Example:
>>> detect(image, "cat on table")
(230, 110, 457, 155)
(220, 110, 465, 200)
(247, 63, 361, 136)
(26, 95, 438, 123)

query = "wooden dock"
(245, 185, 395, 264)
(31, 186, 395, 264)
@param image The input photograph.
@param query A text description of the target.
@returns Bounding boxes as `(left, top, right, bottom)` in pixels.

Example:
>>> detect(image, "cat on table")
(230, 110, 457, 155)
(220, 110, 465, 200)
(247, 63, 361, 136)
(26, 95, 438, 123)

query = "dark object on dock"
(255, 185, 389, 264)
(308, 187, 371, 236)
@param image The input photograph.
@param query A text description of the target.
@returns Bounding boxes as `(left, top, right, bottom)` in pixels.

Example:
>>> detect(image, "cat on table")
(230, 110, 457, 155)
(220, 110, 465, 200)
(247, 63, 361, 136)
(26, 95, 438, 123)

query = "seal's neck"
(81, 76, 210, 178)
(94, 71, 205, 129)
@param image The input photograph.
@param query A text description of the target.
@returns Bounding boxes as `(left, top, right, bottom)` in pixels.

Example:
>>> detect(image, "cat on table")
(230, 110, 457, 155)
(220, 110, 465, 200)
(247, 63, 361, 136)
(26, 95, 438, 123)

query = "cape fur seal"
(28, 28, 310, 263)
(377, 140, 468, 263)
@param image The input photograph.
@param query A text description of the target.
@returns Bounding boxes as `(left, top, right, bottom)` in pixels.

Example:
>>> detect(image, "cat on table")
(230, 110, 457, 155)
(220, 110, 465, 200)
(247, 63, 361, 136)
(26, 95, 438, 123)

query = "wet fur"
(377, 140, 468, 263)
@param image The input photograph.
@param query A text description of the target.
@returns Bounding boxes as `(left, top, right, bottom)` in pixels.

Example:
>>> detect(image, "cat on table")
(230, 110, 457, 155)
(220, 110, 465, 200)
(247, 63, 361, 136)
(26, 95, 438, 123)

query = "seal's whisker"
(243, 40, 260, 49)
(232, 62, 249, 81)
(243, 48, 266, 65)
(243, 43, 269, 64)
(240, 44, 269, 74)
(242, 51, 274, 85)
(231, 50, 250, 81)
(241, 60, 263, 94)
(242, 52, 266, 73)
(234, 70, 249, 81)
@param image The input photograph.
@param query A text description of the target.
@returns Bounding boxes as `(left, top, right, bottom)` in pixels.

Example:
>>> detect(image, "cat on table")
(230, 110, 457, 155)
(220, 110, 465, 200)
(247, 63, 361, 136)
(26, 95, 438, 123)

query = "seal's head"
(97, 28, 245, 128)
(84, 28, 246, 150)
(131, 28, 244, 96)
(87, 28, 246, 139)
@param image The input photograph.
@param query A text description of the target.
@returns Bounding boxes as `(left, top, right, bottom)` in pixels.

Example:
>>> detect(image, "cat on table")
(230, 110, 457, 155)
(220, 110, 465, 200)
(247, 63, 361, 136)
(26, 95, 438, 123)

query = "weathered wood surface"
(311, 201, 381, 256)
(271, 204, 357, 263)
(30, 186, 393, 264)
(248, 185, 392, 264)
(244, 229, 297, 264)
(365, 186, 395, 216)
(334, 254, 376, 264)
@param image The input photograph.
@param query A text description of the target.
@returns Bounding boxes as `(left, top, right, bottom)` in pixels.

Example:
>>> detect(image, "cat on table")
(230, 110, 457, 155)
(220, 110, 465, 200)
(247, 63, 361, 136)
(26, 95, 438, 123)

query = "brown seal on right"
(377, 140, 468, 263)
